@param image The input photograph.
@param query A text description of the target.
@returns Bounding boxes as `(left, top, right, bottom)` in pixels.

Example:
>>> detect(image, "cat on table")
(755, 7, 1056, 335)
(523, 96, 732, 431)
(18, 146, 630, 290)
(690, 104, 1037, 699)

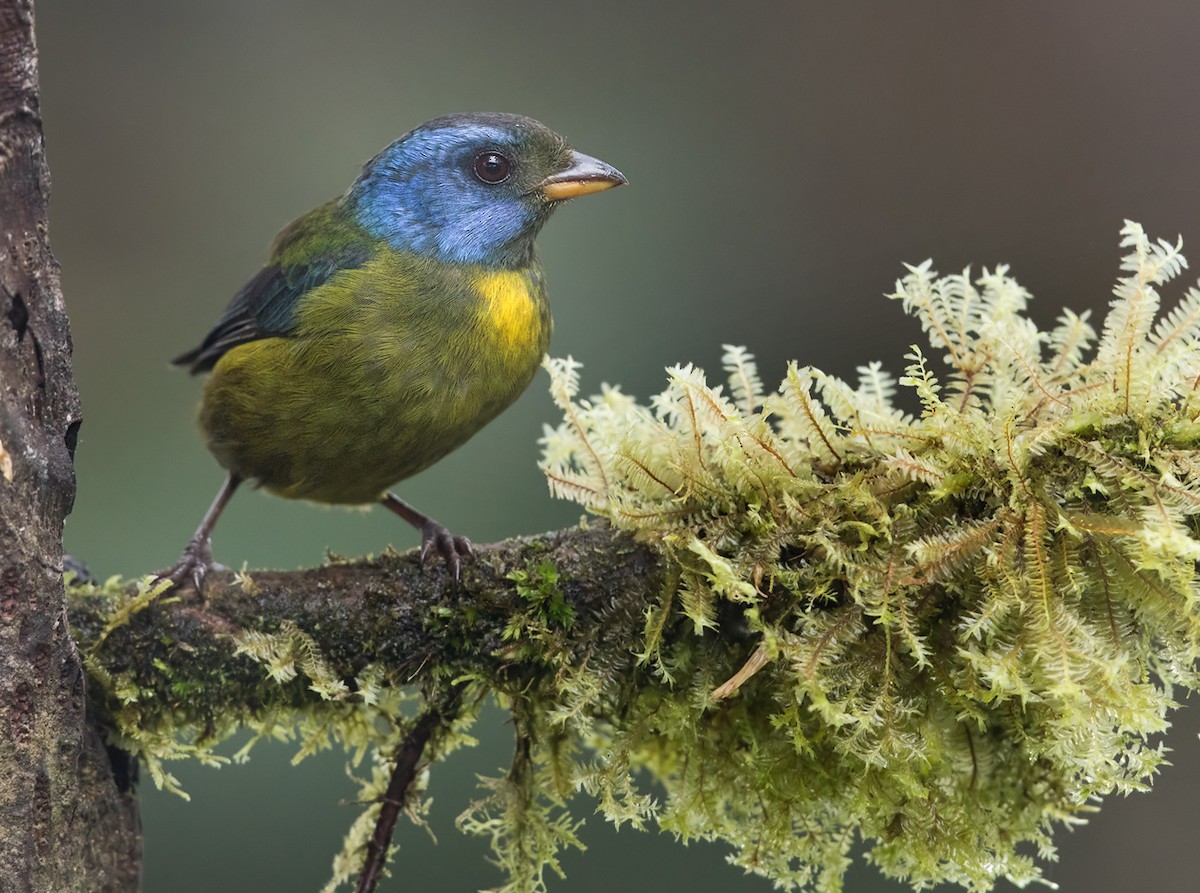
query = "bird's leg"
(380, 492, 472, 582)
(158, 473, 242, 592)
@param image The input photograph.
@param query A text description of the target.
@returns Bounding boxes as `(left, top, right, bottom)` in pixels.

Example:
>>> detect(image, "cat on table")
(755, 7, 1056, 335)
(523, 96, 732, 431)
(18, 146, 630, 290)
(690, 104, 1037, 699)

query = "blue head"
(350, 112, 626, 268)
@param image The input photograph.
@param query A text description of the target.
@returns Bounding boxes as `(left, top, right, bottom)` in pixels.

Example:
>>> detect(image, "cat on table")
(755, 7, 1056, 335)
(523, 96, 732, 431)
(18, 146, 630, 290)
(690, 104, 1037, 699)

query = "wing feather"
(173, 199, 375, 373)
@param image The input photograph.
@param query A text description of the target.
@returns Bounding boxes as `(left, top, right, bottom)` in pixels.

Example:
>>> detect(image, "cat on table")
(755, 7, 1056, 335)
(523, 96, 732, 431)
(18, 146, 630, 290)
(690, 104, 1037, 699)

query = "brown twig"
(355, 690, 464, 893)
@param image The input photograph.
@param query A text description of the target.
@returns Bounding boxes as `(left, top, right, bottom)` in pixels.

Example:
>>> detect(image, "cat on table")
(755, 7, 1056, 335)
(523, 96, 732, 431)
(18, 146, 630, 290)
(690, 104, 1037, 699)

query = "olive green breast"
(199, 251, 551, 504)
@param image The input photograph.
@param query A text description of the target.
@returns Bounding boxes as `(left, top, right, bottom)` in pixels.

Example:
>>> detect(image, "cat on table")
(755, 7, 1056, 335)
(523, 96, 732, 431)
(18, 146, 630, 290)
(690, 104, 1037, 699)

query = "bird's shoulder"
(173, 198, 379, 373)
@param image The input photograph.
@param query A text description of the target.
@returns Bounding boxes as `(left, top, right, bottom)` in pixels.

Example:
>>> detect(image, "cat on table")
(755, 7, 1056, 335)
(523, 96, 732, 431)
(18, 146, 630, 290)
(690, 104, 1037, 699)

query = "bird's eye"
(473, 151, 512, 184)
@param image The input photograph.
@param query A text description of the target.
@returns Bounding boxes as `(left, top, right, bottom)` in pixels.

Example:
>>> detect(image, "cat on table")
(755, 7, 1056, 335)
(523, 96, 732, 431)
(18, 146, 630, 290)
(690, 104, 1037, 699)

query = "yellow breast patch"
(472, 269, 539, 352)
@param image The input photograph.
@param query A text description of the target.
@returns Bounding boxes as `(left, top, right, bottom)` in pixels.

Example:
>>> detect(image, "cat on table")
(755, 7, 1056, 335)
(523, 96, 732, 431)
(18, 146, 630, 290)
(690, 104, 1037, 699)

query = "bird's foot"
(418, 521, 473, 583)
(156, 537, 218, 594)
(380, 493, 473, 583)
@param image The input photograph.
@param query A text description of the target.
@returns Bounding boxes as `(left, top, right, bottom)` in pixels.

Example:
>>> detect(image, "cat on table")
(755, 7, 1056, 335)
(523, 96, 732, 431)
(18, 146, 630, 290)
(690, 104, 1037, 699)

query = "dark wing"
(173, 200, 375, 374)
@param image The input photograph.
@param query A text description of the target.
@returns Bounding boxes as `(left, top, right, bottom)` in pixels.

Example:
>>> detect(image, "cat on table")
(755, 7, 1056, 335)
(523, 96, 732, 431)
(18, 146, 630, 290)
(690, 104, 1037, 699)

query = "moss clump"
(507, 559, 575, 633)
(537, 221, 1200, 890)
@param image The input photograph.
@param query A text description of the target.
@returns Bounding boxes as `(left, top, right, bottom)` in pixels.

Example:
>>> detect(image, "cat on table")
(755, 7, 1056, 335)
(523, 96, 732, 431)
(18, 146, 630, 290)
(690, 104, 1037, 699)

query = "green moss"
(507, 559, 575, 632)
(537, 221, 1200, 890)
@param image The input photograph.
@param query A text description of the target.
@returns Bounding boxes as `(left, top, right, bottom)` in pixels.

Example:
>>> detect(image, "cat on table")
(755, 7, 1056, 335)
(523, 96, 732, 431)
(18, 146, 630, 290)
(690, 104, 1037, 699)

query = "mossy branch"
(71, 525, 660, 741)
(70, 525, 663, 893)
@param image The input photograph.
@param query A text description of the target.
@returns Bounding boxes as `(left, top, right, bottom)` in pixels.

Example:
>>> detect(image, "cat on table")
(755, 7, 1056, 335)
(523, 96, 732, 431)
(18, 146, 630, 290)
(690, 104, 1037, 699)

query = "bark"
(0, 2, 139, 891)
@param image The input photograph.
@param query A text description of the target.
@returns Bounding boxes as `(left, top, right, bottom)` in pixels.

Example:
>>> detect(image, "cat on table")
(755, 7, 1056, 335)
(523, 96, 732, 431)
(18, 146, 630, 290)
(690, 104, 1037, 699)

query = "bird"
(161, 112, 626, 591)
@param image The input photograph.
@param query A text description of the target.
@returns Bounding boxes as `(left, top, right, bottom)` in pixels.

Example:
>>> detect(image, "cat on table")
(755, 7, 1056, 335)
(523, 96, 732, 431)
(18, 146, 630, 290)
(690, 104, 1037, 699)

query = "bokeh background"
(37, 1, 1200, 891)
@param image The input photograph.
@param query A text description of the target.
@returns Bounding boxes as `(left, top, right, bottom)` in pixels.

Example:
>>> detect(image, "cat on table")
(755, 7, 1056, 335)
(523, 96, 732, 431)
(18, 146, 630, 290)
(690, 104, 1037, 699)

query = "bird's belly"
(199, 295, 547, 504)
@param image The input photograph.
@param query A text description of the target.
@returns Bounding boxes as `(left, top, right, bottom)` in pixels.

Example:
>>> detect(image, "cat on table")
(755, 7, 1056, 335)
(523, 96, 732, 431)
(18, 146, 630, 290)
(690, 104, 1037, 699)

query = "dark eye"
(473, 151, 512, 184)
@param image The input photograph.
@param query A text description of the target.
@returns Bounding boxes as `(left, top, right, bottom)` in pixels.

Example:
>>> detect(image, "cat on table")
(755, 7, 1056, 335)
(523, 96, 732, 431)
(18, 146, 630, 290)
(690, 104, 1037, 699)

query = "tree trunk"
(0, 2, 140, 890)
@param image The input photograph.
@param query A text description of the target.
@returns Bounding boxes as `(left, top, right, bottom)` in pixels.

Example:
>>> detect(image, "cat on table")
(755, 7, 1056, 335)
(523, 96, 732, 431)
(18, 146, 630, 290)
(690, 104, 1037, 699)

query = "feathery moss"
(538, 221, 1200, 890)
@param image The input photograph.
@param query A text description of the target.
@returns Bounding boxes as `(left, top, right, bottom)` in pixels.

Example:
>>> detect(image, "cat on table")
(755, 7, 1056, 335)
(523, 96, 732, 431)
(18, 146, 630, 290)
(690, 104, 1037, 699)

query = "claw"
(156, 537, 215, 594)
(381, 492, 474, 583)
(419, 521, 473, 582)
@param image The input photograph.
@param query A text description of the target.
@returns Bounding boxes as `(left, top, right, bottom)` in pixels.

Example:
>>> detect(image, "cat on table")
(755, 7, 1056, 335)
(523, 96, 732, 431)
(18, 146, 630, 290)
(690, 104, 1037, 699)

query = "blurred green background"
(37, 1, 1200, 891)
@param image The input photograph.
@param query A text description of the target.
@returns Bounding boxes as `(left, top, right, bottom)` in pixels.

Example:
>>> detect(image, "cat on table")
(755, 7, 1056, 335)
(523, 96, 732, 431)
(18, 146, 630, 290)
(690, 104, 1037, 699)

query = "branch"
(71, 525, 663, 733)
(355, 690, 462, 893)
(70, 524, 665, 888)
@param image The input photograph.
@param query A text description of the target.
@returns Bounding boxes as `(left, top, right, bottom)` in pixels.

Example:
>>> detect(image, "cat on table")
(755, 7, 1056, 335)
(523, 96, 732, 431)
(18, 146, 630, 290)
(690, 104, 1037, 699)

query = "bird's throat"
(471, 267, 549, 358)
